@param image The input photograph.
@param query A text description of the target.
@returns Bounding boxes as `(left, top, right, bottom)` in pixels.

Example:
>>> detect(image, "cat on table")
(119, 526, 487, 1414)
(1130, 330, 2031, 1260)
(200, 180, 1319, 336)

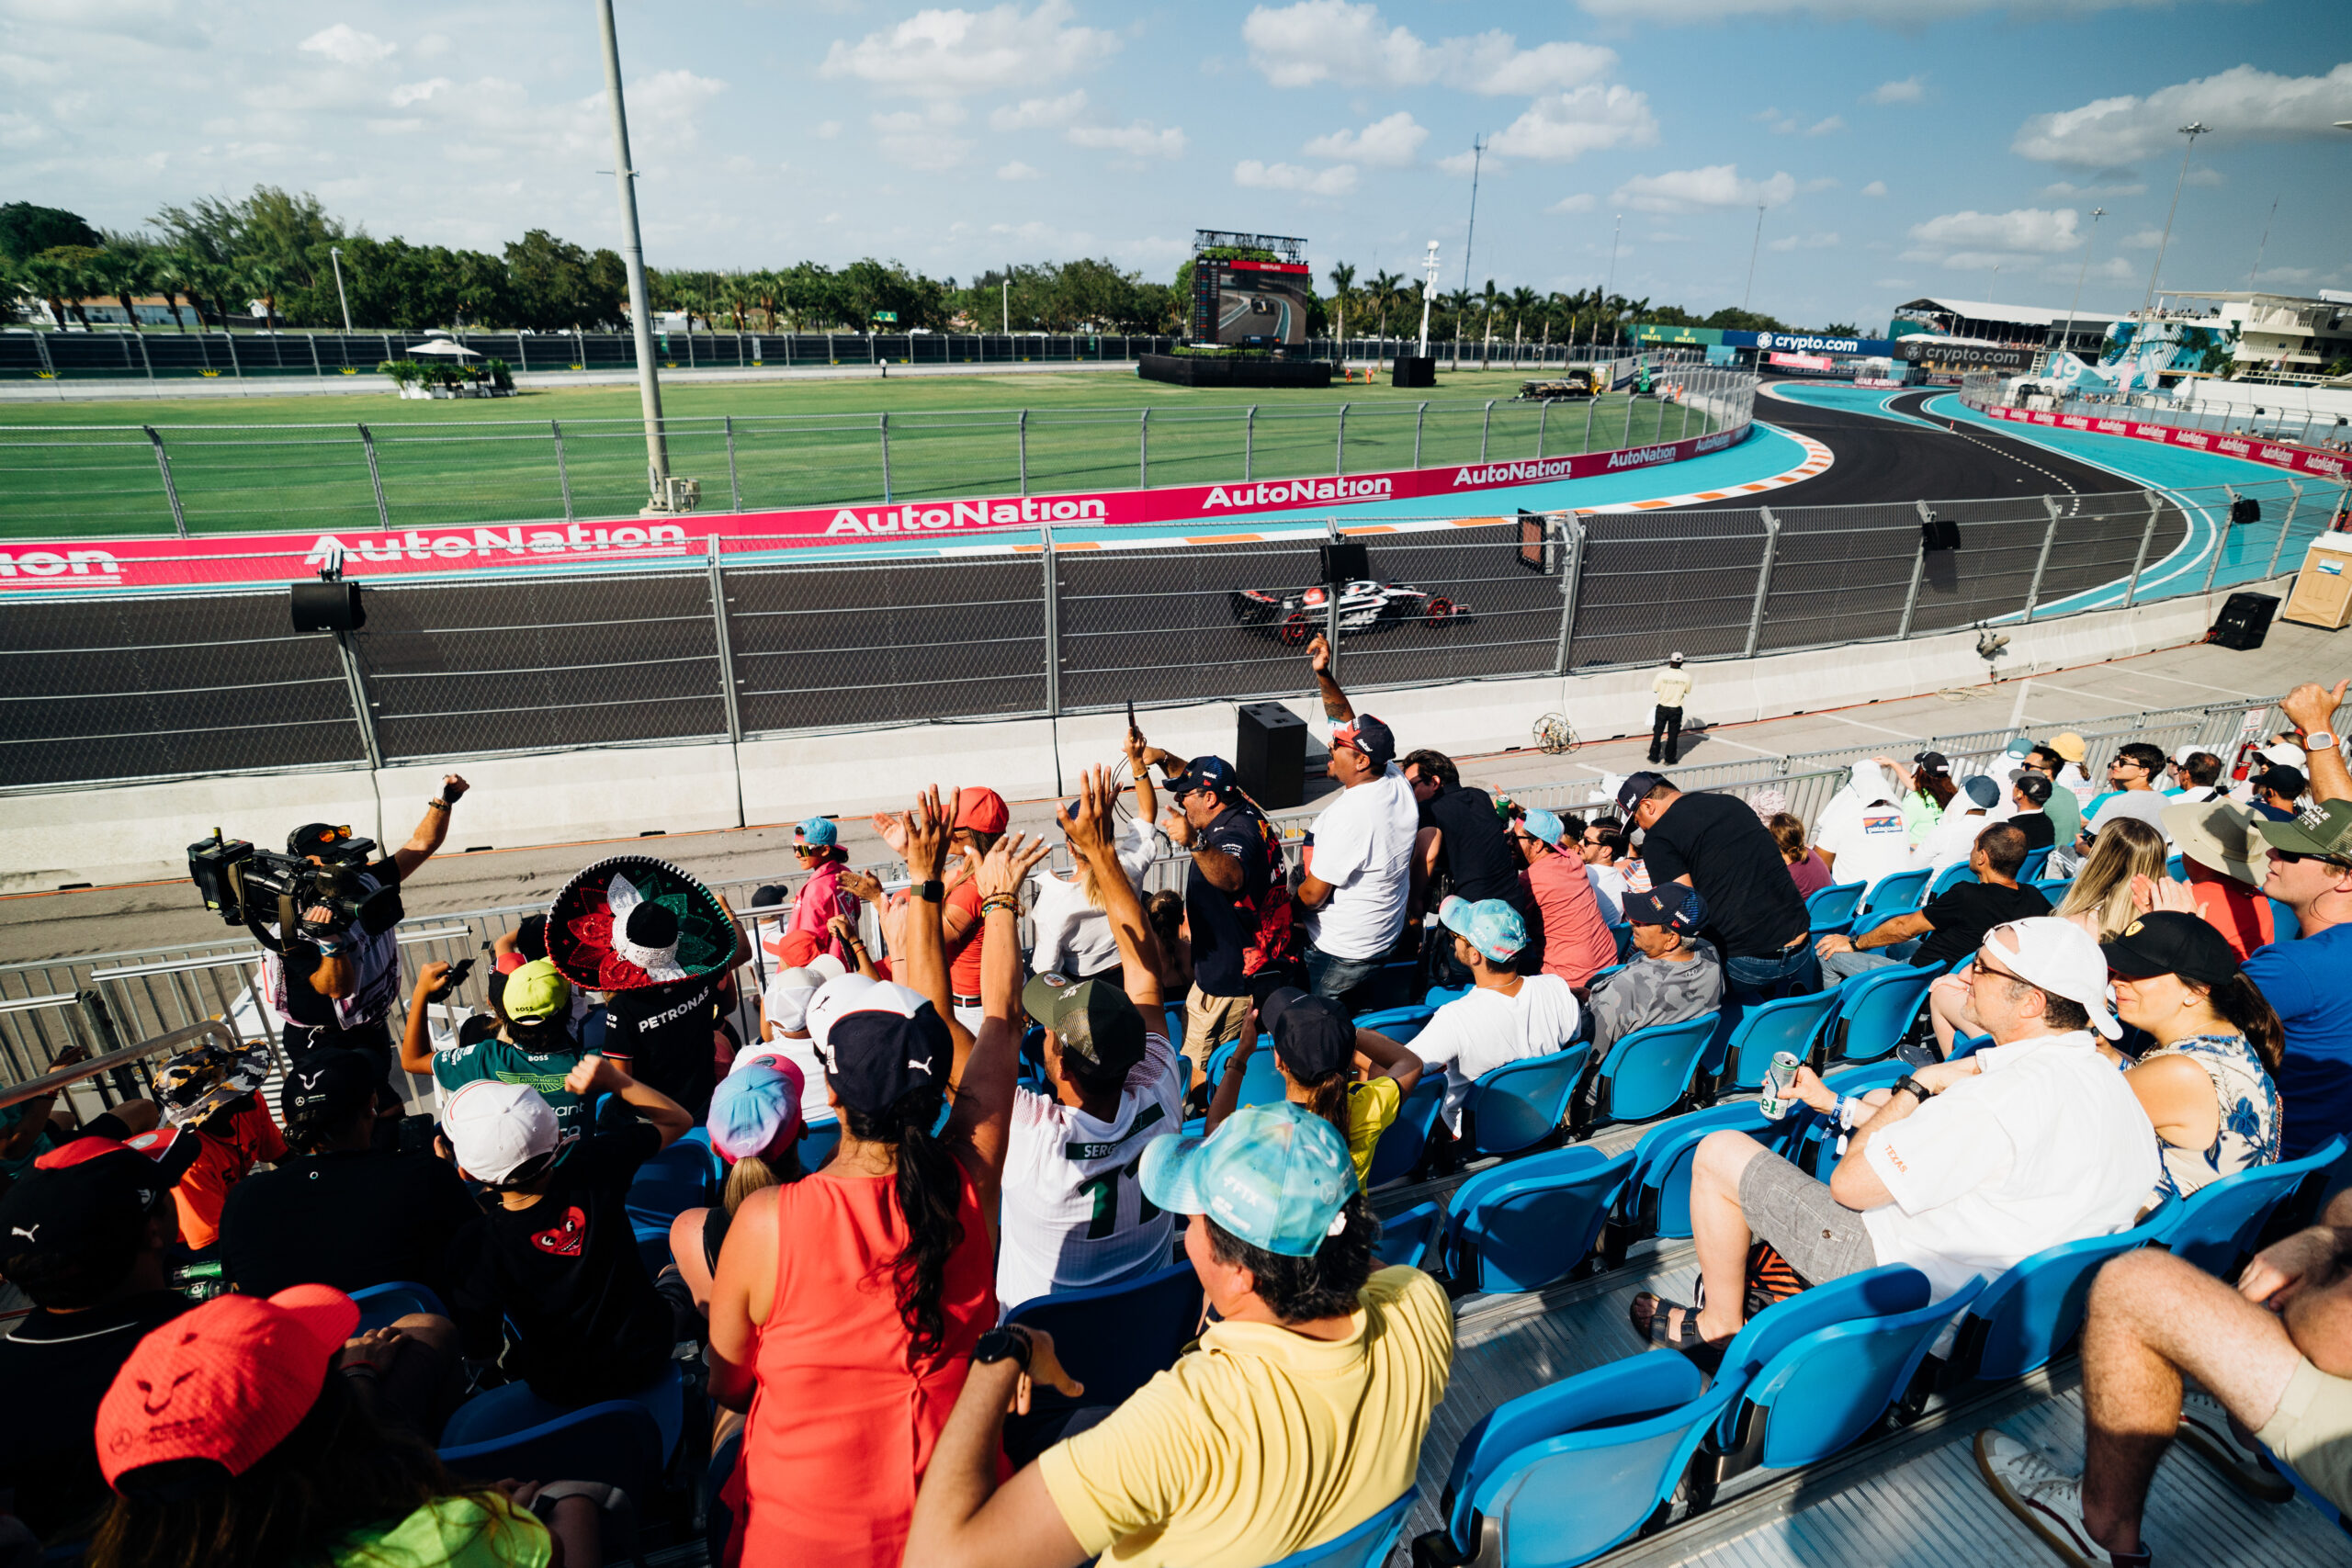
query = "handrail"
(0, 1019, 233, 1112)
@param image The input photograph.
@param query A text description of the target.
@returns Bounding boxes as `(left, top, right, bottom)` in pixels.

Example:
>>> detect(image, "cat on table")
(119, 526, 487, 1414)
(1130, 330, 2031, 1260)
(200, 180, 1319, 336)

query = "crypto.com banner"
(1974, 403, 2352, 483)
(1, 420, 1751, 593)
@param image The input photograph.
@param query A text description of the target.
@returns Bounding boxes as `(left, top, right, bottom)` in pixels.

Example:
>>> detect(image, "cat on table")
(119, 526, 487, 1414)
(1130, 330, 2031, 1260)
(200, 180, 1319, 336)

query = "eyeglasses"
(1969, 953, 2028, 985)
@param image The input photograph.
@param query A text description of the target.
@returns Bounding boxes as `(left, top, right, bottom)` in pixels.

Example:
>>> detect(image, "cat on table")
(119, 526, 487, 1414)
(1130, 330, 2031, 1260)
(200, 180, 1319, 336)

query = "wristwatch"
(1893, 1075, 1934, 1102)
(916, 879, 944, 903)
(2307, 730, 2339, 752)
(973, 1325, 1033, 1373)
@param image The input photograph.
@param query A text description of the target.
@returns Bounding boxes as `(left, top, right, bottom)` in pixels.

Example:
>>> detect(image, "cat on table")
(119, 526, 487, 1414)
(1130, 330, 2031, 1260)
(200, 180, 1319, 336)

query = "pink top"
(1523, 854, 1619, 987)
(787, 861, 860, 969)
(1788, 850, 1832, 900)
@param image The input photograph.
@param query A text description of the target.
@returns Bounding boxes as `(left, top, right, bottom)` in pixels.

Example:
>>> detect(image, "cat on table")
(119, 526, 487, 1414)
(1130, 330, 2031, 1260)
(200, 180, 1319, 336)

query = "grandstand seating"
(1469, 1045, 1590, 1156)
(1712, 988, 1838, 1093)
(1357, 1003, 1438, 1044)
(442, 1359, 687, 1464)
(1376, 1200, 1443, 1270)
(1581, 1015, 1714, 1130)
(1366, 1077, 1445, 1188)
(1003, 1263, 1203, 1459)
(1437, 1147, 1633, 1294)
(1609, 922, 1634, 964)
(2153, 1134, 2346, 1278)
(1848, 868, 1931, 934)
(439, 1400, 666, 1559)
(1926, 863, 1977, 898)
(1804, 880, 1865, 938)
(2031, 876, 2073, 902)
(349, 1280, 447, 1333)
(1824, 963, 1941, 1066)
(1265, 1488, 1419, 1568)
(800, 1115, 842, 1171)
(2018, 846, 2052, 881)
(1620, 1099, 1781, 1246)
(2272, 898, 2301, 942)
(627, 1136, 719, 1228)
(1940, 1221, 2159, 1384)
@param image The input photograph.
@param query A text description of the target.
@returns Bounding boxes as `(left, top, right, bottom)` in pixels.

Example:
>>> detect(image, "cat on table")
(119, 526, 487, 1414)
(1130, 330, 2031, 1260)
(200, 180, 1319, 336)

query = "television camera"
(187, 828, 403, 952)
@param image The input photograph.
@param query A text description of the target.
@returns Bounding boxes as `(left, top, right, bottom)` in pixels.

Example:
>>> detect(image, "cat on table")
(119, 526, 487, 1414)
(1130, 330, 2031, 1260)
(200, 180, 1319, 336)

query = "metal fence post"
(724, 415, 741, 511)
(878, 412, 891, 503)
(1040, 519, 1060, 717)
(1745, 509, 1781, 658)
(2265, 480, 2302, 579)
(1554, 513, 1587, 676)
(1413, 401, 1427, 468)
(1583, 393, 1597, 452)
(135, 332, 154, 380)
(1535, 400, 1548, 459)
(143, 426, 187, 538)
(1245, 405, 1256, 481)
(307, 334, 322, 377)
(1480, 400, 1494, 461)
(551, 421, 574, 522)
(1139, 408, 1149, 489)
(2022, 496, 2062, 622)
(2200, 493, 2229, 593)
(707, 536, 742, 743)
(1623, 386, 1636, 448)
(1017, 408, 1029, 495)
(2122, 491, 2160, 607)
(355, 423, 391, 530)
(1895, 525, 1928, 641)
(1335, 404, 1347, 477)
(334, 631, 383, 771)
(1325, 518, 1342, 674)
(1678, 388, 1690, 440)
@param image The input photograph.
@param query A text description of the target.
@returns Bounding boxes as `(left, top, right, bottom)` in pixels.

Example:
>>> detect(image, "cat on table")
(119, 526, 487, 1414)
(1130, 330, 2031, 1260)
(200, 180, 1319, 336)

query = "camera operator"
(263, 774, 470, 1077)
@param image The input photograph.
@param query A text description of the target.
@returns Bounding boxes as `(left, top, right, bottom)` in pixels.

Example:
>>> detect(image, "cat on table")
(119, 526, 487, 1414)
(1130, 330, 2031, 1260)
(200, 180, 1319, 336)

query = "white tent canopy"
(406, 336, 481, 357)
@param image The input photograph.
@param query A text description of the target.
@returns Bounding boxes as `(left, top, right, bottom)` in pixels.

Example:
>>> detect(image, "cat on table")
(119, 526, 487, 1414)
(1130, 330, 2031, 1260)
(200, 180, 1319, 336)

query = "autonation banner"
(0, 419, 1753, 593)
(1975, 403, 2352, 481)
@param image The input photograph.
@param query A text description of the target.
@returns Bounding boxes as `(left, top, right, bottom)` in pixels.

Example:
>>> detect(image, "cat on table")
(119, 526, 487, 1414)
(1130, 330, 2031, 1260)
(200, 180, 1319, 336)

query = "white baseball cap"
(2170, 742, 2205, 766)
(2259, 741, 2307, 769)
(762, 953, 846, 1037)
(443, 1079, 571, 1185)
(803, 972, 881, 1058)
(1979, 917, 2121, 1040)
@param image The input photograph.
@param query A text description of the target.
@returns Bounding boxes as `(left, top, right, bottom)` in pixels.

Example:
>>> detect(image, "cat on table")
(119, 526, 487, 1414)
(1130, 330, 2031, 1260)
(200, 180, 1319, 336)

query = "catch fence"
(1959, 372, 2352, 456)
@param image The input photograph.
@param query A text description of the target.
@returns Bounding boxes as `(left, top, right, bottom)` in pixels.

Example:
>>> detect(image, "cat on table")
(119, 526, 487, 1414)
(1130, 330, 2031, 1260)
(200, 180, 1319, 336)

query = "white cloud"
(1489, 85, 1658, 162)
(2185, 165, 2223, 186)
(1611, 164, 1795, 212)
(821, 0, 1120, 95)
(815, 120, 842, 140)
(2120, 226, 2164, 250)
(2013, 62, 2352, 164)
(1550, 192, 1597, 213)
(626, 70, 726, 145)
(2041, 178, 2145, 197)
(1805, 115, 1844, 136)
(1067, 120, 1186, 158)
(1234, 158, 1358, 195)
(1304, 110, 1426, 166)
(299, 25, 396, 67)
(365, 118, 423, 135)
(389, 78, 450, 108)
(1578, 0, 2182, 19)
(415, 34, 451, 60)
(990, 90, 1086, 130)
(1769, 231, 1840, 251)
(871, 109, 972, 171)
(997, 160, 1041, 180)
(1860, 179, 1888, 197)
(1242, 2, 1615, 94)
(1867, 74, 1924, 104)
(1902, 207, 2084, 265)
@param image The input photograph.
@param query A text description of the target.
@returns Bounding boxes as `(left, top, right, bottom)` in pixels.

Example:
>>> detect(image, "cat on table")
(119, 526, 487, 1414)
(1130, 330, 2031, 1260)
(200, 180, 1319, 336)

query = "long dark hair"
(1283, 1058, 1351, 1143)
(88, 1371, 513, 1568)
(1918, 773, 1958, 810)
(842, 1079, 962, 1366)
(2205, 974, 2286, 1070)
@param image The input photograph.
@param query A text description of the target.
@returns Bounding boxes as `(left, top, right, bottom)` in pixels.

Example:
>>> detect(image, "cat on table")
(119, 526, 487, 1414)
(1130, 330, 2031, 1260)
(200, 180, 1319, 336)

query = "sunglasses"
(1968, 953, 2028, 984)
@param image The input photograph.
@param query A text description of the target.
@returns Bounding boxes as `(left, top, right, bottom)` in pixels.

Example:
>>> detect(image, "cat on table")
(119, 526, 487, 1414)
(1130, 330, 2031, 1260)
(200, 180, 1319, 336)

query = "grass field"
(0, 368, 1730, 539)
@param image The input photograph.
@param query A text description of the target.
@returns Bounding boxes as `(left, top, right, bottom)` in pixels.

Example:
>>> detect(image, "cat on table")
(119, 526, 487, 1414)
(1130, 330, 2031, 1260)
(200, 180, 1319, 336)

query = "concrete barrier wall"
(3, 572, 2281, 893)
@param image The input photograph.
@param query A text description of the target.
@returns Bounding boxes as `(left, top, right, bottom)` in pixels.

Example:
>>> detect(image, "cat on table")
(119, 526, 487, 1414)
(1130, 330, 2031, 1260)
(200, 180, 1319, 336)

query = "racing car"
(1229, 578, 1470, 644)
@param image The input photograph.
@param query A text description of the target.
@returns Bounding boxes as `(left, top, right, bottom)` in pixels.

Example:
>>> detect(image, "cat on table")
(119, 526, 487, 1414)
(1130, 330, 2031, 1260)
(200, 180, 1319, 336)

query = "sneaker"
(1974, 1429, 2152, 1568)
(2176, 1391, 2293, 1503)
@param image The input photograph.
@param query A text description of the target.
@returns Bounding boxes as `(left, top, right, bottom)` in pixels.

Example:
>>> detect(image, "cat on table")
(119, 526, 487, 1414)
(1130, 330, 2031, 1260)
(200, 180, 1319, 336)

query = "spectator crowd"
(1, 651, 2348, 1568)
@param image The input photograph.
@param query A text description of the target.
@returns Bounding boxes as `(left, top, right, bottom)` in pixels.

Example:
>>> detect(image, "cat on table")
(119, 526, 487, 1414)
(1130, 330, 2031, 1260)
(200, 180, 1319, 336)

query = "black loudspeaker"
(1391, 355, 1436, 389)
(290, 580, 365, 632)
(1237, 702, 1307, 809)
(1920, 510, 1961, 552)
(2209, 591, 2279, 651)
(1319, 539, 1369, 584)
(2229, 496, 2262, 525)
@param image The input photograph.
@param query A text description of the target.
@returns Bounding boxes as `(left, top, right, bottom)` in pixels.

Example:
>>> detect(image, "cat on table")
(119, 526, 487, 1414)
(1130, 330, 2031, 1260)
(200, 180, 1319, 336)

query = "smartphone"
(1126, 698, 1137, 738)
(426, 955, 476, 1003)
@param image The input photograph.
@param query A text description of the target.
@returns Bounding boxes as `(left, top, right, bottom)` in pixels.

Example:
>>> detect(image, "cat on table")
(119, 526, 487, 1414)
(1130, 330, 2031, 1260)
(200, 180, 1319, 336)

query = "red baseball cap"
(97, 1283, 357, 1488)
(953, 787, 1009, 835)
(777, 928, 820, 968)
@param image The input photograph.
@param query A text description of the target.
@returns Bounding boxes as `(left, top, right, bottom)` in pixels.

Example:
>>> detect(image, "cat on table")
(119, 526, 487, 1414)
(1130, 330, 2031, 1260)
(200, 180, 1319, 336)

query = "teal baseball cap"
(795, 816, 838, 847)
(1520, 807, 1566, 847)
(1439, 894, 1527, 963)
(1139, 1102, 1356, 1258)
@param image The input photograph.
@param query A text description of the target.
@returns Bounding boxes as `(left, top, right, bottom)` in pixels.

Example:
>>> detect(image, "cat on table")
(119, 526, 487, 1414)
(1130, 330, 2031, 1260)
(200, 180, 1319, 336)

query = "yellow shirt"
(1037, 1267, 1454, 1568)
(1345, 1077, 1404, 1188)
(1653, 667, 1692, 705)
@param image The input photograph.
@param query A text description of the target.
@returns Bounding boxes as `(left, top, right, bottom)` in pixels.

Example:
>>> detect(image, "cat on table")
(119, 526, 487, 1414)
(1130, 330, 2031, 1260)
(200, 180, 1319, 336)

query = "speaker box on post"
(290, 580, 365, 633)
(2209, 591, 2279, 651)
(1319, 538, 1368, 584)
(1391, 356, 1435, 389)
(1237, 702, 1306, 809)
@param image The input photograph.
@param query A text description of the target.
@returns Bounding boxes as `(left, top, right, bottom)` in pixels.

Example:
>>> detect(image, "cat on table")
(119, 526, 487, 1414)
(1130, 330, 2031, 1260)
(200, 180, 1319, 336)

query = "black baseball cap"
(1331, 714, 1396, 772)
(1022, 972, 1147, 1078)
(2101, 911, 2240, 987)
(1914, 750, 1951, 774)
(810, 981, 951, 1116)
(748, 885, 789, 909)
(1615, 771, 1668, 816)
(2256, 765, 2307, 798)
(0, 1132, 198, 1277)
(1163, 755, 1238, 799)
(1623, 882, 1707, 934)
(277, 1047, 380, 1138)
(287, 822, 364, 860)
(1260, 987, 1353, 1081)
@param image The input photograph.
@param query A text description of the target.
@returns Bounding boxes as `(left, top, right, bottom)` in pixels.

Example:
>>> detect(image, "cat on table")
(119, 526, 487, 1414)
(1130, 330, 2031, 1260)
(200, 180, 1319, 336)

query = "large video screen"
(1207, 260, 1311, 347)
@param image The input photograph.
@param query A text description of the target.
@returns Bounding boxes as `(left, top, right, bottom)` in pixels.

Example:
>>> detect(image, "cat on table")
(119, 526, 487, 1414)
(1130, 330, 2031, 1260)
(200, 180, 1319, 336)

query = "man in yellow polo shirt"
(904, 1101, 1455, 1568)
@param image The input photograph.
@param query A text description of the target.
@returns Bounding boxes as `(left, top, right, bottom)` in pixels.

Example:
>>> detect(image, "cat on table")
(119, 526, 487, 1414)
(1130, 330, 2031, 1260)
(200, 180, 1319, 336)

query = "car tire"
(1425, 596, 1453, 626)
(1279, 611, 1313, 647)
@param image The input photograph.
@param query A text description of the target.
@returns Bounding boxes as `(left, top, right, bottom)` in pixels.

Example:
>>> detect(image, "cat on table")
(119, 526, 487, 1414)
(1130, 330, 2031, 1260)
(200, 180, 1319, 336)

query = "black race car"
(1229, 578, 1469, 644)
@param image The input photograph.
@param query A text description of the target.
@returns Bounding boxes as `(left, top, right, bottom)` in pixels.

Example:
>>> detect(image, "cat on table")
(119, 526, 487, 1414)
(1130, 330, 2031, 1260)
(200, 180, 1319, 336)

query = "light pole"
(1600, 213, 1621, 355)
(1417, 240, 1440, 357)
(2056, 207, 2106, 367)
(1460, 135, 1487, 294)
(1741, 203, 1765, 312)
(2140, 120, 2209, 318)
(327, 245, 352, 333)
(597, 0, 669, 499)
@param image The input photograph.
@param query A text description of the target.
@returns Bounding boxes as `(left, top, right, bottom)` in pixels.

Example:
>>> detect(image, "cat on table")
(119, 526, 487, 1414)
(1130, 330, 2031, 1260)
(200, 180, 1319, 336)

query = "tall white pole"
(1418, 241, 1440, 356)
(1460, 136, 1487, 294)
(1742, 204, 1765, 311)
(328, 246, 352, 333)
(2057, 207, 2106, 367)
(2141, 121, 2208, 318)
(1601, 214, 1621, 355)
(598, 0, 668, 495)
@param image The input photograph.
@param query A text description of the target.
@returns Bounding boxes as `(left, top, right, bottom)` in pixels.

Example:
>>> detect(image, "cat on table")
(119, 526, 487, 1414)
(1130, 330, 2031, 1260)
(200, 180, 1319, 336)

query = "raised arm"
(944, 831, 1047, 1228)
(398, 963, 449, 1077)
(891, 786, 972, 1061)
(566, 1054, 690, 1150)
(1203, 1004, 1260, 1135)
(390, 773, 469, 880)
(1354, 1027, 1422, 1092)
(1125, 723, 1159, 826)
(1307, 633, 1353, 724)
(2282, 679, 2352, 805)
(1059, 765, 1165, 1012)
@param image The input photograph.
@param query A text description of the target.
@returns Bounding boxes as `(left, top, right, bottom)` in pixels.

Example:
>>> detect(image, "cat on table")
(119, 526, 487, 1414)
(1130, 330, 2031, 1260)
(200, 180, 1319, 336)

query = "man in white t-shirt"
(1291, 667, 1419, 1008)
(1635, 917, 2156, 1352)
(1580, 818, 1632, 924)
(1412, 896, 1581, 1134)
(995, 769, 1183, 1312)
(1813, 760, 1916, 893)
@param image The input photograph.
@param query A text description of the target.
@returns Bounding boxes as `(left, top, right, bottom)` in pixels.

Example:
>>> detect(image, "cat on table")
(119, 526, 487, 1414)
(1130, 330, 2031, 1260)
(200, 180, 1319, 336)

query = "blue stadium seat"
(1375, 1200, 1443, 1270)
(1585, 1015, 1716, 1128)
(1713, 989, 1839, 1092)
(1355, 1003, 1437, 1044)
(2153, 1134, 2347, 1279)
(439, 1399, 666, 1522)
(1805, 879, 1866, 938)
(2270, 898, 2301, 942)
(1440, 1146, 1633, 1293)
(2165, 853, 2185, 881)
(706, 1428, 741, 1565)
(626, 1135, 718, 1227)
(1942, 1218, 2165, 1383)
(1704, 1267, 1983, 1486)
(2018, 846, 2052, 882)
(2032, 876, 2074, 903)
(1165, 1003, 1186, 1045)
(1361, 961, 1422, 1013)
(1622, 1099, 1781, 1244)
(1423, 1352, 1729, 1568)
(442, 1359, 686, 1464)
(1231, 1048, 1289, 1110)
(1926, 862, 1978, 898)
(1424, 985, 1472, 1008)
(1365, 1077, 1444, 1189)
(1585, 962, 1629, 989)
(1826, 963, 1940, 1065)
(1610, 922, 1634, 964)
(800, 1115, 841, 1171)
(1949, 1031, 1995, 1062)
(1849, 868, 1931, 935)
(632, 1223, 672, 1281)
(1005, 1263, 1204, 1455)
(1780, 1061, 1910, 1178)
(350, 1280, 448, 1332)
(2259, 1443, 2346, 1533)
(1468, 1044, 1591, 1157)
(1262, 1487, 1419, 1568)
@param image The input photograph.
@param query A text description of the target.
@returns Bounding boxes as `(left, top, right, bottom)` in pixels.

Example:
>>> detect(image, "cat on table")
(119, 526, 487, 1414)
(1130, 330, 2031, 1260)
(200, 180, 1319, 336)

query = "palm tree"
(244, 258, 288, 333)
(93, 246, 153, 332)
(1506, 286, 1542, 363)
(1368, 269, 1403, 339)
(1326, 261, 1355, 351)
(19, 250, 74, 329)
(150, 248, 195, 332)
(1478, 279, 1499, 366)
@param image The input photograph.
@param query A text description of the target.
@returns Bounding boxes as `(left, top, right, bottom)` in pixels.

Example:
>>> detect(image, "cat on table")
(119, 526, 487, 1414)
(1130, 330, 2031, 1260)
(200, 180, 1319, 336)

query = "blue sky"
(6, 1, 2349, 332)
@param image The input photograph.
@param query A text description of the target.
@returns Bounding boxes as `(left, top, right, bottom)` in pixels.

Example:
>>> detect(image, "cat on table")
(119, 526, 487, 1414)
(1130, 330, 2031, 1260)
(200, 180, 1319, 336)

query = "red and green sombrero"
(548, 856, 736, 993)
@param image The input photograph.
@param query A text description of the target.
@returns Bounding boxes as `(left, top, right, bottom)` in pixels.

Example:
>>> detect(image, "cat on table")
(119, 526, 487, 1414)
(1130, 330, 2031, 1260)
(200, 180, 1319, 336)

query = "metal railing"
(1959, 371, 2352, 457)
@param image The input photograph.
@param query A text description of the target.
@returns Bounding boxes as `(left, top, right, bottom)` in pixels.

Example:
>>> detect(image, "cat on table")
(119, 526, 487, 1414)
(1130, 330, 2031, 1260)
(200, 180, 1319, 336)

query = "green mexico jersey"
(432, 1036, 589, 1140)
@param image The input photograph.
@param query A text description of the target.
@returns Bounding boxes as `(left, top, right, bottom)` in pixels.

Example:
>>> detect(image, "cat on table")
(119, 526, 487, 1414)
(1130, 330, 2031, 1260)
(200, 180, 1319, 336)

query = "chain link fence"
(1961, 371, 2352, 451)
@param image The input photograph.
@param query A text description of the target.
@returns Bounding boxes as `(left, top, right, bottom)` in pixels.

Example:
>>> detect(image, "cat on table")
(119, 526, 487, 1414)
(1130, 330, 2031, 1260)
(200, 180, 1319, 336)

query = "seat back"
(1424, 986, 1472, 1008)
(1715, 1264, 1933, 1394)
(1926, 863, 1978, 898)
(1468, 1044, 1591, 1156)
(440, 1359, 686, 1461)
(1592, 1015, 1717, 1125)
(2032, 876, 2073, 902)
(1623, 1100, 1780, 1242)
(2269, 898, 2301, 942)
(1829, 964, 1939, 1065)
(1718, 989, 1839, 1092)
(1355, 1003, 1437, 1045)
(350, 1280, 448, 1332)
(800, 1115, 842, 1171)
(1375, 1201, 1443, 1270)
(2154, 1134, 2347, 1278)
(1365, 1076, 1444, 1188)
(626, 1136, 718, 1224)
(1261, 1487, 1419, 1568)
(1445, 1147, 1634, 1293)
(1851, 869, 1931, 931)
(1949, 1217, 2165, 1382)
(1233, 1048, 1289, 1109)
(1775, 1060, 1907, 1178)
(1805, 879, 1866, 934)
(1735, 1274, 1984, 1471)
(1948, 1031, 1995, 1062)
(1007, 1263, 1204, 1415)
(1610, 922, 1634, 964)
(439, 1400, 666, 1504)
(2018, 846, 2052, 882)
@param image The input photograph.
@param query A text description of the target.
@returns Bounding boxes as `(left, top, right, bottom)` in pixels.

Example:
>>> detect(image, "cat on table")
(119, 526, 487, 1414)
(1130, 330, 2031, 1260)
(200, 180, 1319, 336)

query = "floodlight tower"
(597, 0, 669, 498)
(2140, 121, 2209, 318)
(1418, 240, 1441, 356)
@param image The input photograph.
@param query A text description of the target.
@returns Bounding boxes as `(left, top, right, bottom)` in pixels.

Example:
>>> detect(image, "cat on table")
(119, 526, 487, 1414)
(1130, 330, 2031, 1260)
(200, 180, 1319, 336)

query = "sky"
(5, 0, 2350, 333)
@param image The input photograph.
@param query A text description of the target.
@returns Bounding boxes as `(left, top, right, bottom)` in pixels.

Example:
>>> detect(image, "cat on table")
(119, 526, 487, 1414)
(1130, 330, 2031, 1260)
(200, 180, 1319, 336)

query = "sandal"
(1629, 1292, 1730, 1371)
